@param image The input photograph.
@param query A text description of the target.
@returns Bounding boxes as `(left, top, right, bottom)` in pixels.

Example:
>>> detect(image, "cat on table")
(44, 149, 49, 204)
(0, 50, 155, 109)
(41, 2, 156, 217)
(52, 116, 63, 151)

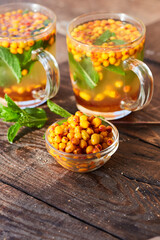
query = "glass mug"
(66, 13, 153, 119)
(0, 3, 59, 108)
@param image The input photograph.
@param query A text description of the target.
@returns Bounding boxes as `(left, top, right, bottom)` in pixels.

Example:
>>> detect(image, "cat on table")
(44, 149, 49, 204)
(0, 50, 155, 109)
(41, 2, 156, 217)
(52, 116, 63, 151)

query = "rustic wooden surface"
(0, 0, 160, 240)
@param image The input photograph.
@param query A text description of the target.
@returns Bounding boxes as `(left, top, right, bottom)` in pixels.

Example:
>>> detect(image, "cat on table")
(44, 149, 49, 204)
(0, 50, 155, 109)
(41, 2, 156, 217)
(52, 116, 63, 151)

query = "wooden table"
(0, 0, 160, 239)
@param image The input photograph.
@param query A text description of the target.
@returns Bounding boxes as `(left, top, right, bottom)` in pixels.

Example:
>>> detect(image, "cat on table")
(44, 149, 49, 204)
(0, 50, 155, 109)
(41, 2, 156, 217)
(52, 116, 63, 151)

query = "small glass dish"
(45, 119, 119, 173)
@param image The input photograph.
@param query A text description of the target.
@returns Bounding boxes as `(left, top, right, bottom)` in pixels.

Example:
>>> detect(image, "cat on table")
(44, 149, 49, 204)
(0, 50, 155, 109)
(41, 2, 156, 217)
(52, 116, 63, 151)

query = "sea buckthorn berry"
(62, 137, 68, 143)
(70, 121, 78, 128)
(103, 60, 109, 67)
(59, 143, 66, 151)
(67, 132, 74, 140)
(65, 143, 75, 153)
(74, 132, 82, 139)
(80, 139, 87, 149)
(81, 130, 90, 141)
(109, 57, 116, 65)
(2, 41, 9, 48)
(79, 91, 91, 101)
(53, 143, 59, 150)
(86, 145, 94, 154)
(93, 128, 100, 133)
(54, 135, 61, 143)
(100, 131, 108, 137)
(73, 116, 79, 123)
(27, 40, 35, 47)
(10, 42, 18, 49)
(80, 115, 88, 121)
(91, 134, 100, 145)
(19, 42, 26, 48)
(106, 138, 114, 146)
(80, 120, 90, 129)
(95, 144, 102, 152)
(68, 116, 74, 123)
(54, 126, 63, 135)
(99, 125, 107, 132)
(91, 117, 102, 128)
(88, 116, 95, 122)
(17, 48, 23, 54)
(75, 111, 83, 117)
(99, 134, 104, 143)
(106, 126, 112, 133)
(102, 142, 108, 149)
(73, 148, 82, 154)
(10, 48, 17, 54)
(74, 126, 82, 133)
(86, 128, 94, 135)
(71, 137, 80, 145)
(21, 69, 28, 76)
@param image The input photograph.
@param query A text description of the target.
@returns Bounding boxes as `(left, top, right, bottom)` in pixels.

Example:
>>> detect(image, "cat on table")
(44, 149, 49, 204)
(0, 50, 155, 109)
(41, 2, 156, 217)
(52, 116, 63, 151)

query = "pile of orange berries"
(47, 111, 114, 154)
(67, 19, 145, 68)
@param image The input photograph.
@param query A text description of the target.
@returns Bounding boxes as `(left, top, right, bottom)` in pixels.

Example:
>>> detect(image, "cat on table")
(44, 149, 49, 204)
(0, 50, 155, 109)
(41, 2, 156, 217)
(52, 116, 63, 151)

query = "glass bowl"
(45, 119, 119, 173)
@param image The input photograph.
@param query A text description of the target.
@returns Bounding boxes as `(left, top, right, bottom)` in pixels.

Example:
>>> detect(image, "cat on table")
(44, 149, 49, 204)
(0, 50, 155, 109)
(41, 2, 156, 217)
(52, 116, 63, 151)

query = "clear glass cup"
(45, 119, 119, 173)
(66, 13, 154, 120)
(0, 3, 60, 108)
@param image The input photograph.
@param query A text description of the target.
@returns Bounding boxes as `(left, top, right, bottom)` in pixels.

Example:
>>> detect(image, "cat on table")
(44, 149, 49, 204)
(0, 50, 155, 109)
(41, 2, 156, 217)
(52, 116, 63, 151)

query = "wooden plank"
(116, 124, 160, 147)
(0, 182, 117, 240)
(0, 128, 160, 240)
(145, 21, 160, 63)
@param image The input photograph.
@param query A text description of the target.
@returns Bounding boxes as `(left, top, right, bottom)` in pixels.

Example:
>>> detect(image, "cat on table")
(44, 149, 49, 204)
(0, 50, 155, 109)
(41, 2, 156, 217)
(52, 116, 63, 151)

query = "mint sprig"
(0, 94, 47, 143)
(105, 65, 125, 76)
(68, 52, 99, 89)
(47, 100, 71, 118)
(93, 30, 116, 45)
(0, 47, 22, 83)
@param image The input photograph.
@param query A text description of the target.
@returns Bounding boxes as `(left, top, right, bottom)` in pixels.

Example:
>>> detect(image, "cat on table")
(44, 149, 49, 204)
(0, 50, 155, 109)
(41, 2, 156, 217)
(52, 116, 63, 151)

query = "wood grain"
(0, 126, 160, 240)
(145, 21, 160, 64)
(0, 182, 116, 240)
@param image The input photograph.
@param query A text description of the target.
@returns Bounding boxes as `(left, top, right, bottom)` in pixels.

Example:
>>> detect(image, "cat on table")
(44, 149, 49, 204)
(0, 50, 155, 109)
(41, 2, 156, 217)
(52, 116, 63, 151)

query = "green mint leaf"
(57, 119, 68, 125)
(0, 47, 22, 83)
(5, 94, 22, 113)
(22, 40, 44, 66)
(68, 52, 99, 89)
(23, 9, 29, 14)
(93, 30, 116, 45)
(47, 100, 71, 118)
(31, 27, 45, 36)
(7, 122, 21, 143)
(44, 19, 51, 26)
(21, 108, 47, 128)
(0, 104, 19, 122)
(112, 39, 127, 45)
(106, 65, 125, 76)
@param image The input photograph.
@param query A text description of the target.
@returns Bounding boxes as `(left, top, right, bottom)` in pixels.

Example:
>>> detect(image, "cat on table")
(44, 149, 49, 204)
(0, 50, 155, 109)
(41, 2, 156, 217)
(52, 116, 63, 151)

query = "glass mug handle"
(121, 58, 154, 111)
(31, 48, 60, 100)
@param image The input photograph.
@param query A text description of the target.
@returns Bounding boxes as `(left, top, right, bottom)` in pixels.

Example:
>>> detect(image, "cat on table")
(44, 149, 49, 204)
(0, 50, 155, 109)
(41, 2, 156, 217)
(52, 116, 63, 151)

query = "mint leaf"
(0, 104, 19, 122)
(44, 19, 51, 26)
(31, 27, 45, 36)
(68, 52, 99, 89)
(112, 39, 127, 45)
(21, 108, 47, 128)
(0, 94, 47, 143)
(57, 119, 68, 125)
(5, 94, 22, 113)
(93, 30, 116, 45)
(23, 9, 29, 14)
(22, 40, 44, 66)
(47, 100, 71, 118)
(106, 65, 125, 76)
(7, 122, 21, 143)
(0, 47, 22, 83)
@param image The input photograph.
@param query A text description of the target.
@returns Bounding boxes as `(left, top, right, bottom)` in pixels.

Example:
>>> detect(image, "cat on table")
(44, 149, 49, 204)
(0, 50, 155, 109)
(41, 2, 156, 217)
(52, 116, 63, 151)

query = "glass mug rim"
(67, 12, 146, 50)
(0, 2, 56, 41)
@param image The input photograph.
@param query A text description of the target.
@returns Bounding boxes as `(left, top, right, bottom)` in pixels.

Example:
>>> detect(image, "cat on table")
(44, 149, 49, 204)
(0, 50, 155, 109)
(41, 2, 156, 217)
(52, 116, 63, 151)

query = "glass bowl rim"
(0, 2, 56, 41)
(67, 12, 146, 50)
(45, 118, 119, 159)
